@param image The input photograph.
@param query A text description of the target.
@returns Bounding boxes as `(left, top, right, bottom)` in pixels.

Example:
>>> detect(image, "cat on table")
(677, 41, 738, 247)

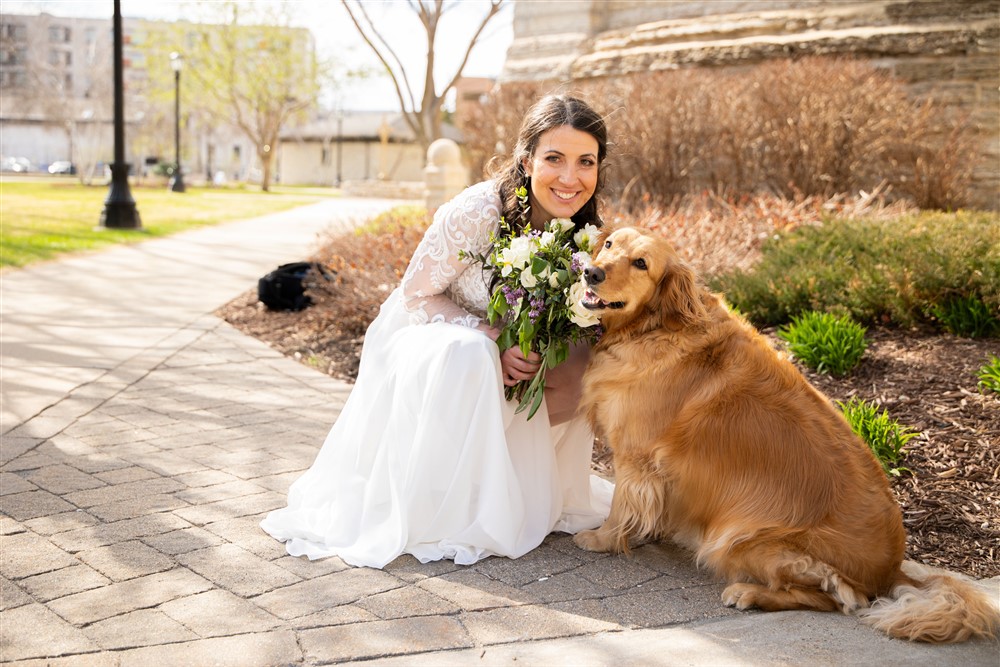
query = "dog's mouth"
(582, 289, 625, 311)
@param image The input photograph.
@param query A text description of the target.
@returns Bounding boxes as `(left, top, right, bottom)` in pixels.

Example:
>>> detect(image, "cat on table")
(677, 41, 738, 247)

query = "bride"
(261, 94, 614, 568)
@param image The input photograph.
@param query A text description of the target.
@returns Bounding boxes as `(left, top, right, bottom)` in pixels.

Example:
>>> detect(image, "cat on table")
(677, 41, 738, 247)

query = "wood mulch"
(218, 294, 999, 579)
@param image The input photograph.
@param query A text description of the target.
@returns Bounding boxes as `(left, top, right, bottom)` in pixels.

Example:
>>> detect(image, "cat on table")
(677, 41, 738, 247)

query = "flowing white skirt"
(260, 288, 613, 568)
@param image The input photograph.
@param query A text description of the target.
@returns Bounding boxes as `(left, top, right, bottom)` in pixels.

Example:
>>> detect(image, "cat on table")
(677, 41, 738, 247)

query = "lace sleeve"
(400, 181, 500, 327)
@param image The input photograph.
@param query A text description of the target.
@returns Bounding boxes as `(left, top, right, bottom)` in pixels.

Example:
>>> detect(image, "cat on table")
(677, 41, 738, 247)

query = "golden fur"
(574, 226, 999, 643)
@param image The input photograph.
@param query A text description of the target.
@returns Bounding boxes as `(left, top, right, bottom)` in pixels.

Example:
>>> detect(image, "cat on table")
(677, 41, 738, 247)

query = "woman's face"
(522, 125, 599, 226)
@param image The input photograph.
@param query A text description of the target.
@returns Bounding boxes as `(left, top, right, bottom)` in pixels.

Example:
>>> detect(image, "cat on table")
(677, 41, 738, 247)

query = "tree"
(144, 2, 323, 191)
(341, 0, 505, 152)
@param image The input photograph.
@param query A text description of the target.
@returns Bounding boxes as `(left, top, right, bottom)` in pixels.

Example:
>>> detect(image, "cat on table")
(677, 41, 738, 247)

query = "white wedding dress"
(260, 181, 613, 568)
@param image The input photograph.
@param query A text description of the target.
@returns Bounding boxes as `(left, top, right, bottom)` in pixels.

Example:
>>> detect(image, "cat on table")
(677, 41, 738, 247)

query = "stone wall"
(502, 0, 999, 208)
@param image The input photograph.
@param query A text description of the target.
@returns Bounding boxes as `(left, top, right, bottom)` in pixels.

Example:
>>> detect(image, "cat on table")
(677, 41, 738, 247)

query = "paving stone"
(159, 589, 282, 637)
(290, 603, 379, 630)
(0, 653, 118, 667)
(251, 470, 302, 494)
(1, 575, 33, 610)
(0, 531, 78, 579)
(171, 491, 285, 526)
(383, 553, 461, 583)
(136, 451, 213, 476)
(575, 554, 661, 590)
(93, 466, 161, 485)
(252, 568, 402, 619)
(64, 477, 184, 509)
(174, 469, 241, 488)
(76, 540, 175, 582)
(599, 583, 735, 628)
(0, 602, 99, 661)
(87, 494, 190, 523)
(416, 569, 537, 611)
(225, 457, 306, 480)
(48, 512, 190, 552)
(116, 630, 301, 667)
(19, 563, 111, 602)
(177, 543, 300, 597)
(24, 510, 101, 536)
(1, 451, 57, 473)
(0, 436, 44, 466)
(202, 515, 286, 559)
(47, 567, 213, 625)
(475, 542, 584, 587)
(141, 526, 225, 555)
(630, 541, 710, 583)
(460, 603, 620, 645)
(0, 489, 76, 521)
(0, 471, 38, 495)
(523, 571, 621, 603)
(357, 583, 462, 619)
(272, 553, 349, 579)
(300, 616, 473, 663)
(172, 479, 267, 505)
(0, 515, 27, 535)
(83, 608, 198, 650)
(20, 464, 106, 495)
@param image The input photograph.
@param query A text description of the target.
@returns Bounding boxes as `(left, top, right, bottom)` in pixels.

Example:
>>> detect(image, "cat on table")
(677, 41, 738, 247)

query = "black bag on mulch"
(257, 261, 332, 312)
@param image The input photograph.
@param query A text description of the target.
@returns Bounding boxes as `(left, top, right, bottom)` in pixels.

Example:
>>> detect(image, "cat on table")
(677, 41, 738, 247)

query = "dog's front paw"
(722, 583, 759, 610)
(573, 529, 614, 552)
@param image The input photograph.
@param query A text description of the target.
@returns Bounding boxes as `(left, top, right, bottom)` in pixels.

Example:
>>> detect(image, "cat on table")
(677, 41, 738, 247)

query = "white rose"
(539, 231, 556, 247)
(573, 224, 601, 253)
(552, 218, 575, 234)
(567, 280, 600, 327)
(520, 270, 538, 288)
(507, 236, 533, 270)
(548, 272, 561, 287)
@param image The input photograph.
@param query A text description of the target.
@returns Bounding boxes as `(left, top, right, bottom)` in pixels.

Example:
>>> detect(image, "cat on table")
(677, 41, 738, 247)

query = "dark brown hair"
(487, 94, 609, 232)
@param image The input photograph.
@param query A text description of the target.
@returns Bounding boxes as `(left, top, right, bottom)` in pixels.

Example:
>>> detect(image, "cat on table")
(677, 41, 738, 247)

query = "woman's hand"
(499, 346, 541, 387)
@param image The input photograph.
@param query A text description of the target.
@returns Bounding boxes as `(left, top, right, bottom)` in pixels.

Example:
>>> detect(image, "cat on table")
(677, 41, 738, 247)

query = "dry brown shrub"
(463, 57, 977, 210)
(606, 186, 915, 278)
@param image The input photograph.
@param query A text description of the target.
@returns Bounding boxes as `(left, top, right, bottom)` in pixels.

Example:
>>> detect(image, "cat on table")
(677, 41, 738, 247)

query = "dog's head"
(581, 227, 706, 333)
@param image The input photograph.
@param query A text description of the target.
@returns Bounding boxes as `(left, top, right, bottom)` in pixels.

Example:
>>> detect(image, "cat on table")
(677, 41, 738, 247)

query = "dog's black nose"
(584, 266, 605, 286)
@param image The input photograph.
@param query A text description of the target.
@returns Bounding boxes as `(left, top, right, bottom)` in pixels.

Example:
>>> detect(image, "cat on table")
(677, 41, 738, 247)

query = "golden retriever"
(573, 226, 999, 643)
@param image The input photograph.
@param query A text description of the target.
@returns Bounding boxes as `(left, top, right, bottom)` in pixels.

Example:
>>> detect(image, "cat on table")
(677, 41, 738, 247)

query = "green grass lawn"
(0, 179, 338, 269)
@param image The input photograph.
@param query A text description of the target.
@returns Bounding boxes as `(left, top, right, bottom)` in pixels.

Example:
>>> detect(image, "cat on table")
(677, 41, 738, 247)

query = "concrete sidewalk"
(1, 198, 997, 666)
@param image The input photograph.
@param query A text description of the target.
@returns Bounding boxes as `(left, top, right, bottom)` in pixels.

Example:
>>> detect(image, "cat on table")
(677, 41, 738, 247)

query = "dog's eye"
(604, 240, 612, 249)
(633, 258, 648, 270)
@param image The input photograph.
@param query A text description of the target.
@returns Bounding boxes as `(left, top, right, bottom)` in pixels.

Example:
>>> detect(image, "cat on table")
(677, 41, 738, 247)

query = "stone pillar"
(424, 138, 469, 215)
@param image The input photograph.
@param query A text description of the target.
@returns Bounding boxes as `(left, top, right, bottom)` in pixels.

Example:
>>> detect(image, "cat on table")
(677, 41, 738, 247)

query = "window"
(49, 26, 71, 43)
(2, 23, 27, 41)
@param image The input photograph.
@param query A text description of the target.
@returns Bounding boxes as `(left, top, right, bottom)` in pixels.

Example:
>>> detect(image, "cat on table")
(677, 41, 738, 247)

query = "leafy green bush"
(978, 356, 1000, 395)
(777, 311, 868, 376)
(838, 398, 917, 477)
(711, 211, 1000, 335)
(930, 296, 1000, 338)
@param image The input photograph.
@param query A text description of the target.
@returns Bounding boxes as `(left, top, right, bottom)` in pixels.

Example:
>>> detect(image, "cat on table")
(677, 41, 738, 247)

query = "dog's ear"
(650, 259, 706, 329)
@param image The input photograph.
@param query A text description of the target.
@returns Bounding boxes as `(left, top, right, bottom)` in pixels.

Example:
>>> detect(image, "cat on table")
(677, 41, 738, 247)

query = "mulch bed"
(218, 294, 999, 578)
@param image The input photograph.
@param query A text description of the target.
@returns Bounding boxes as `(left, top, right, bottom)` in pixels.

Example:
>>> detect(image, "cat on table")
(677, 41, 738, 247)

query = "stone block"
(94, 466, 161, 485)
(87, 493, 190, 523)
(0, 603, 99, 661)
(77, 540, 175, 582)
(48, 512, 190, 553)
(416, 570, 537, 611)
(575, 554, 660, 590)
(357, 584, 462, 619)
(116, 631, 301, 667)
(64, 477, 184, 509)
(0, 489, 75, 521)
(173, 479, 267, 505)
(252, 567, 401, 619)
(159, 589, 282, 637)
(177, 543, 300, 597)
(0, 531, 78, 579)
(141, 526, 225, 555)
(21, 464, 106, 495)
(83, 608, 198, 650)
(1, 575, 33, 610)
(300, 616, 473, 663)
(47, 567, 212, 625)
(24, 510, 101, 536)
(0, 471, 38, 495)
(460, 604, 619, 645)
(171, 491, 285, 527)
(19, 563, 111, 602)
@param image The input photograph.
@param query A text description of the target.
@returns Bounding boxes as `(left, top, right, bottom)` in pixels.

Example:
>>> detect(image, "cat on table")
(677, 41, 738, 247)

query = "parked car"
(47, 160, 76, 175)
(1, 156, 32, 173)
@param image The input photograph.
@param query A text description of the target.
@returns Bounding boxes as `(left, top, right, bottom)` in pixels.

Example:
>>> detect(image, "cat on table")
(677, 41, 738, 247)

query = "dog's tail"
(857, 567, 999, 643)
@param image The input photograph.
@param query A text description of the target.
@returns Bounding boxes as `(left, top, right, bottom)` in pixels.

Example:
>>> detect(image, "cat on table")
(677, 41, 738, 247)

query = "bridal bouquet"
(462, 187, 602, 419)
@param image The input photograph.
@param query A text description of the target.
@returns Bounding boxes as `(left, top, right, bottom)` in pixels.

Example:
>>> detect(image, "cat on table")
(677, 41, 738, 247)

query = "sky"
(3, 0, 515, 111)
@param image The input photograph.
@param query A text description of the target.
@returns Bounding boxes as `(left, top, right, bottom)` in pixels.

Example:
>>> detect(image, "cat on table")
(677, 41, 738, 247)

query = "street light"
(169, 51, 185, 193)
(99, 0, 140, 229)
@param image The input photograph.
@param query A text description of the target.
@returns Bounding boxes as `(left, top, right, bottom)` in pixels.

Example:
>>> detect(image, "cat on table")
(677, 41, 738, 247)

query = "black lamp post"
(169, 51, 186, 193)
(99, 0, 141, 229)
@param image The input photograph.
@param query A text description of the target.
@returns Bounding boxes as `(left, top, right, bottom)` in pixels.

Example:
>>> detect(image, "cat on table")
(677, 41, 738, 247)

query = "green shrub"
(778, 311, 868, 376)
(978, 356, 1000, 395)
(838, 398, 917, 477)
(930, 296, 1000, 338)
(711, 211, 1000, 335)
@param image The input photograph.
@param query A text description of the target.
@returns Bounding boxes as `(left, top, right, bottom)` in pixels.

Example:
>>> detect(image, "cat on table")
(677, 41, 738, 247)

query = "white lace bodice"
(400, 181, 499, 327)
